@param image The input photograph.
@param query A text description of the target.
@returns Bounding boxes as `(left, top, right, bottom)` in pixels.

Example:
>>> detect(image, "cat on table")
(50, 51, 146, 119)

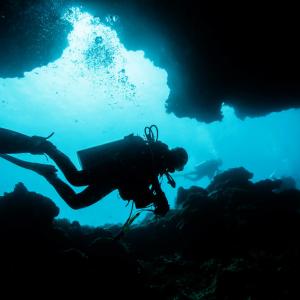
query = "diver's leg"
(0, 154, 58, 176)
(44, 145, 89, 186)
(24, 136, 88, 186)
(0, 153, 111, 209)
(3, 131, 88, 186)
(44, 173, 115, 210)
(0, 152, 113, 209)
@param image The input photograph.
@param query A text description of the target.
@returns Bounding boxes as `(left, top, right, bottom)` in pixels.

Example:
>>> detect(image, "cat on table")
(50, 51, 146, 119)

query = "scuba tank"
(77, 134, 145, 173)
(77, 125, 177, 188)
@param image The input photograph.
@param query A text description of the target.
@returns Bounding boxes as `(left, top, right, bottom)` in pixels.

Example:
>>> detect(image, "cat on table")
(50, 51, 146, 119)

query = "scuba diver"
(0, 126, 188, 216)
(183, 158, 222, 181)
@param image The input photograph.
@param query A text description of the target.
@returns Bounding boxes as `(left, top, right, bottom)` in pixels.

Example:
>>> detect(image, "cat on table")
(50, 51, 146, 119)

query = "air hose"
(144, 125, 158, 143)
(145, 124, 176, 188)
(114, 124, 176, 240)
(114, 203, 155, 241)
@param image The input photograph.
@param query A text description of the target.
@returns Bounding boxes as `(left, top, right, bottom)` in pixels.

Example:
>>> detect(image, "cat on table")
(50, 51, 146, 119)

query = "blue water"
(1, 8, 299, 226)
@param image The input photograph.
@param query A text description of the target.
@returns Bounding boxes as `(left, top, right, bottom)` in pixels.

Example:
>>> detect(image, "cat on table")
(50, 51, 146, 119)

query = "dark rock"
(0, 0, 71, 78)
(0, 182, 59, 230)
(2, 168, 300, 298)
(207, 167, 254, 193)
(1, 1, 300, 121)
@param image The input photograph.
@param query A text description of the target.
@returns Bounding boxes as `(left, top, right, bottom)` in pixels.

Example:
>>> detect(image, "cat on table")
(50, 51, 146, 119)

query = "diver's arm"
(45, 174, 114, 209)
(151, 177, 169, 216)
(151, 176, 164, 196)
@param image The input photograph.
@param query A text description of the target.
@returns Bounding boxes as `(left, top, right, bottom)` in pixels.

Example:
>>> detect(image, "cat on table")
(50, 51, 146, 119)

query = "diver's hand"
(154, 203, 169, 216)
(154, 192, 170, 216)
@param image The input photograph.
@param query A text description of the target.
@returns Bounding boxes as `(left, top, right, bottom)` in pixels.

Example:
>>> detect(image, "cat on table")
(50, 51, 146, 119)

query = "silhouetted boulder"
(207, 167, 254, 193)
(0, 182, 59, 231)
(175, 186, 208, 209)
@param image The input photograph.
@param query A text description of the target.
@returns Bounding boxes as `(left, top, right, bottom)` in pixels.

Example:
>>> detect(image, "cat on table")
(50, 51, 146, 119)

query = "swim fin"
(0, 154, 57, 177)
(0, 127, 54, 154)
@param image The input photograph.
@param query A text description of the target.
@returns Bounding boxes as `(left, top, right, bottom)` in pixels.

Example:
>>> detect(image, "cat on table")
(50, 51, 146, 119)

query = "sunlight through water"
(1, 7, 300, 226)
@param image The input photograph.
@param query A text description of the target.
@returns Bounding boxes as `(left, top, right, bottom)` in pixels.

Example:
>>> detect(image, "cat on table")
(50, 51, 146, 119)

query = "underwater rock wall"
(0, 0, 71, 78)
(1, 168, 300, 299)
(1, 1, 300, 122)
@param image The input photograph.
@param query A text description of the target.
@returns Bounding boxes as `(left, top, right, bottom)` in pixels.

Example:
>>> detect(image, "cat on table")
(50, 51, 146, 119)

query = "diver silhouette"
(183, 158, 222, 181)
(0, 126, 188, 216)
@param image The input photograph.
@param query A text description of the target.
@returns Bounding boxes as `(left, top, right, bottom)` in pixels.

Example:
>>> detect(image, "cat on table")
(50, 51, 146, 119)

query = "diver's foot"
(30, 136, 57, 155)
(33, 163, 58, 178)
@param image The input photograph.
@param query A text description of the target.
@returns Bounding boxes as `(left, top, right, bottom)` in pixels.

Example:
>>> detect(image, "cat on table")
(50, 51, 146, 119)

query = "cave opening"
(0, 7, 299, 226)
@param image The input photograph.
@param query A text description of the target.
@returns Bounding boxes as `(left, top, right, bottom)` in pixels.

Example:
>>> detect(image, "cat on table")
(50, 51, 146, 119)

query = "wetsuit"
(0, 128, 170, 214)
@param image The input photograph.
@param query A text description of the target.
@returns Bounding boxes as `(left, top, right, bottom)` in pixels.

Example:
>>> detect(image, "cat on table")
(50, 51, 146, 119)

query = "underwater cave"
(1, 1, 300, 298)
(1, 3, 299, 225)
